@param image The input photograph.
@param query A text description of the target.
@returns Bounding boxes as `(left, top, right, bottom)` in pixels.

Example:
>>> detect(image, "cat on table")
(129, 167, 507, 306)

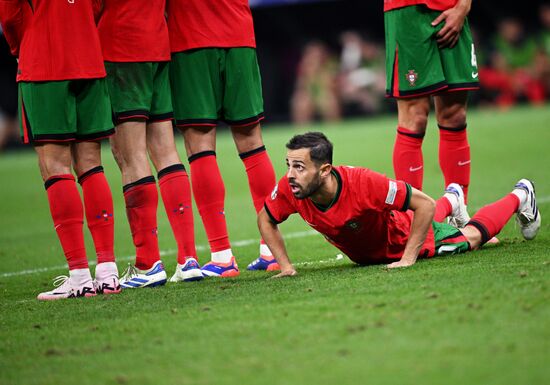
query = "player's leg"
(19, 81, 96, 300)
(385, 6, 446, 190)
(171, 48, 239, 277)
(146, 61, 201, 282)
(434, 183, 470, 226)
(72, 78, 120, 294)
(224, 47, 279, 270)
(463, 179, 541, 250)
(104, 62, 166, 288)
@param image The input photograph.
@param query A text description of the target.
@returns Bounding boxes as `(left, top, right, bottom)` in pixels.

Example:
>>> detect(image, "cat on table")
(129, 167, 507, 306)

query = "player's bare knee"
(437, 108, 467, 129)
(231, 123, 263, 153)
(462, 225, 482, 250)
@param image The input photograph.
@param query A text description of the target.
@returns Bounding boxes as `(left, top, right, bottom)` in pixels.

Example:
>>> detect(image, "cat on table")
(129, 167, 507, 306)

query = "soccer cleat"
(444, 183, 471, 228)
(169, 258, 204, 282)
(247, 256, 280, 271)
(119, 260, 167, 289)
(37, 275, 96, 301)
(201, 256, 240, 278)
(94, 262, 121, 295)
(514, 179, 541, 240)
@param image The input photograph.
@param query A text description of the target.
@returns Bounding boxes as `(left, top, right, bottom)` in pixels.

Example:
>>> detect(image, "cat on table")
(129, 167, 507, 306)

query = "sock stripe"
(188, 150, 216, 163)
(466, 220, 491, 245)
(158, 164, 186, 180)
(78, 166, 104, 185)
(438, 124, 467, 131)
(44, 174, 74, 190)
(239, 145, 266, 160)
(123, 175, 156, 193)
(397, 129, 425, 139)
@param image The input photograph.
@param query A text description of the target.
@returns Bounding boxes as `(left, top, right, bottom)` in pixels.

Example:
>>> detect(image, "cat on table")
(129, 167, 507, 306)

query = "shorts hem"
(386, 82, 448, 98)
(225, 112, 265, 127)
(149, 112, 174, 123)
(114, 109, 150, 124)
(27, 128, 114, 144)
(175, 118, 218, 128)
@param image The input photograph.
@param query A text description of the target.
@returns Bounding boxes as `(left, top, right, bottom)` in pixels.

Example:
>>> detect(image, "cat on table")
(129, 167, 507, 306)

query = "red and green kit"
(0, 0, 113, 143)
(384, 0, 480, 98)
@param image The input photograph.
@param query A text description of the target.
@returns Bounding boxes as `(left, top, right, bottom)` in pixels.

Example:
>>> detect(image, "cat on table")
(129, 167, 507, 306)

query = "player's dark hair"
(286, 132, 333, 165)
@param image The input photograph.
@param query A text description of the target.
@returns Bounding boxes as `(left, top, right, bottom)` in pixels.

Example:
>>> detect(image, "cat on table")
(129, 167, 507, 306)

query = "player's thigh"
(18, 81, 77, 144)
(230, 123, 264, 154)
(104, 61, 154, 123)
(150, 61, 174, 122)
(223, 48, 265, 126)
(439, 18, 480, 91)
(385, 6, 446, 98)
(34, 142, 72, 180)
(170, 49, 223, 128)
(181, 126, 217, 158)
(71, 140, 103, 177)
(74, 78, 114, 141)
(433, 90, 468, 127)
(433, 221, 471, 256)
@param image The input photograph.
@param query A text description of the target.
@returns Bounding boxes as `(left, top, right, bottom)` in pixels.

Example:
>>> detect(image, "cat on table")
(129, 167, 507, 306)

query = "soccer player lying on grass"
(257, 132, 541, 277)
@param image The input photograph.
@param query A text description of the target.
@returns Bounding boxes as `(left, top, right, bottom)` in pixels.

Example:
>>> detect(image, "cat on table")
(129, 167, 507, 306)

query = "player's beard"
(290, 173, 322, 200)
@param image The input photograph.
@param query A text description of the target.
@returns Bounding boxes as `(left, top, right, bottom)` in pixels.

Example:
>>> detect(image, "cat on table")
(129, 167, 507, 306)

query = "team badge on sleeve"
(385, 180, 397, 205)
(271, 185, 278, 200)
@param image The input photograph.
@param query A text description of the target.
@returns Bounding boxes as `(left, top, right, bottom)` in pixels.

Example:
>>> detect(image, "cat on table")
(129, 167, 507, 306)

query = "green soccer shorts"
(170, 47, 264, 128)
(432, 221, 471, 256)
(18, 78, 114, 144)
(105, 61, 173, 124)
(384, 5, 480, 98)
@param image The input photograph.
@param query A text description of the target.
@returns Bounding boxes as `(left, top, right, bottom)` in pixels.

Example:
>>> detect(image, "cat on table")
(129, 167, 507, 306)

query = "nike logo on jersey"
(472, 72, 479, 79)
(458, 160, 471, 166)
(409, 166, 423, 172)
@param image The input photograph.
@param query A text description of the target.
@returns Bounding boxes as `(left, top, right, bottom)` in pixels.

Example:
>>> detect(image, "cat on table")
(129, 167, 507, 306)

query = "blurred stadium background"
(1, 0, 549, 150)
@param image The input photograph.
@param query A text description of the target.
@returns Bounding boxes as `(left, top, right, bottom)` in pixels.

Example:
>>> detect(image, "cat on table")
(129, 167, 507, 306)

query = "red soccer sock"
(467, 194, 519, 245)
(239, 146, 277, 213)
(158, 164, 197, 264)
(78, 166, 115, 264)
(189, 151, 231, 253)
(438, 124, 471, 203)
(123, 176, 160, 270)
(393, 126, 424, 190)
(434, 196, 453, 223)
(45, 175, 88, 270)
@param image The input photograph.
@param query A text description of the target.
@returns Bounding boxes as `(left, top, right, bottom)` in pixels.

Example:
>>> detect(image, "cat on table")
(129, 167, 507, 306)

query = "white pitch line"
(0, 230, 318, 279)
(2, 195, 549, 279)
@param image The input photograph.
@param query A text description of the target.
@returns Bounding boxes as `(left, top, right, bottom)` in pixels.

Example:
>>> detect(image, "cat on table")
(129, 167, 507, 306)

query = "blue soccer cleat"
(247, 256, 280, 271)
(120, 260, 167, 289)
(201, 257, 240, 278)
(514, 179, 541, 240)
(169, 257, 204, 282)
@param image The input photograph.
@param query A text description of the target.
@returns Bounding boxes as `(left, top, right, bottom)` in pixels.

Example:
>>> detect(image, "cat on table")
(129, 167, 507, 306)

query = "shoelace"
(121, 263, 138, 280)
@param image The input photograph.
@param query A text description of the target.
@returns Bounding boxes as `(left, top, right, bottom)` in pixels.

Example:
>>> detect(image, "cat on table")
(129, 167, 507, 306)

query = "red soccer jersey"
(264, 166, 436, 264)
(0, 0, 106, 82)
(166, 0, 256, 53)
(97, 0, 170, 62)
(384, 0, 457, 12)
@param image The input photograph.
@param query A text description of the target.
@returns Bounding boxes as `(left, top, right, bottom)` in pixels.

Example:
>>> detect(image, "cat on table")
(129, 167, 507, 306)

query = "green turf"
(0, 105, 549, 385)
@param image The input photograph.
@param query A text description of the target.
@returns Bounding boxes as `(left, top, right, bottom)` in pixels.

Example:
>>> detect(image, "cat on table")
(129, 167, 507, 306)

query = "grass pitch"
(0, 105, 549, 385)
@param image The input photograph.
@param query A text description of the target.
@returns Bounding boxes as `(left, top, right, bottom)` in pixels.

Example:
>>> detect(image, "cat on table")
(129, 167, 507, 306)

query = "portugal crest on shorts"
(406, 70, 418, 86)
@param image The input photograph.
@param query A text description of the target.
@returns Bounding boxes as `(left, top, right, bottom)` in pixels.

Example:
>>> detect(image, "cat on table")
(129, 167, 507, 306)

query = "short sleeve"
(357, 169, 411, 212)
(263, 177, 297, 224)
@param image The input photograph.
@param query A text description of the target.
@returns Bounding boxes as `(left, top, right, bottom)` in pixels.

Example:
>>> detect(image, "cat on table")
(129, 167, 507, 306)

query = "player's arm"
(257, 208, 297, 278)
(0, 0, 28, 57)
(387, 187, 435, 269)
(92, 0, 104, 23)
(431, 0, 472, 48)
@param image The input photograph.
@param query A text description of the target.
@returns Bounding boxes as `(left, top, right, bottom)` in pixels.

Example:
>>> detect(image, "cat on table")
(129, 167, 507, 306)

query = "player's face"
(286, 148, 323, 199)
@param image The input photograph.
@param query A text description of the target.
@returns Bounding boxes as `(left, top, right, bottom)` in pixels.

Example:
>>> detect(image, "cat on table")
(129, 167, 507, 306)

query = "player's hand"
(386, 259, 416, 269)
(431, 5, 468, 49)
(271, 268, 298, 279)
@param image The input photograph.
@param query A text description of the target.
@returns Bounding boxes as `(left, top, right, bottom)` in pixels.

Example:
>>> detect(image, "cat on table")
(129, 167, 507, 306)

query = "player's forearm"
(455, 0, 472, 15)
(400, 196, 436, 265)
(257, 210, 294, 272)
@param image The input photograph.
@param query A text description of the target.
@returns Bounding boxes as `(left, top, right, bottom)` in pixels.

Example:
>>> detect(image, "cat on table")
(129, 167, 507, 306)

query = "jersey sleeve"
(263, 177, 297, 224)
(357, 169, 411, 212)
(0, 0, 30, 57)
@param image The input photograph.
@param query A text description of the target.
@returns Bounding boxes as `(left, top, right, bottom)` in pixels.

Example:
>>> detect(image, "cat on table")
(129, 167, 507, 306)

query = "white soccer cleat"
(37, 275, 96, 301)
(119, 260, 167, 289)
(444, 183, 471, 228)
(94, 262, 121, 295)
(514, 179, 541, 240)
(169, 258, 204, 282)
